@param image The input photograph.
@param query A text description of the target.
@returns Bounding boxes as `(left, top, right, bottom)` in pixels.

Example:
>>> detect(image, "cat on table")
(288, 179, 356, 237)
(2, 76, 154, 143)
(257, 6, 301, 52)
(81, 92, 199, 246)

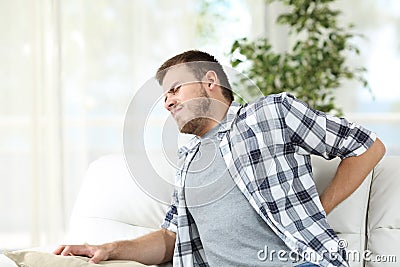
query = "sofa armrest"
(66, 154, 173, 245)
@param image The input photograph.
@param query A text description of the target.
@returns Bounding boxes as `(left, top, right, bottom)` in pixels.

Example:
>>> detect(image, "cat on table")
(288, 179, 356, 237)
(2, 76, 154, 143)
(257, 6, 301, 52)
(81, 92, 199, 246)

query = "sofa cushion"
(0, 254, 18, 267)
(3, 251, 146, 267)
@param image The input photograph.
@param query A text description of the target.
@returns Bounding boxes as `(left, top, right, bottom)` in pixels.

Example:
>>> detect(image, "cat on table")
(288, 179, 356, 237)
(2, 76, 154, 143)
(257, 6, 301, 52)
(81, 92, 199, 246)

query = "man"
(54, 50, 385, 267)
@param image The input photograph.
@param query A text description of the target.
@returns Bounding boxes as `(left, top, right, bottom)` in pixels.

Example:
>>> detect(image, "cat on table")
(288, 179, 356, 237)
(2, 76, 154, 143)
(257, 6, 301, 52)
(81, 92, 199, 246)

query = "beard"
(180, 116, 209, 135)
(177, 86, 212, 136)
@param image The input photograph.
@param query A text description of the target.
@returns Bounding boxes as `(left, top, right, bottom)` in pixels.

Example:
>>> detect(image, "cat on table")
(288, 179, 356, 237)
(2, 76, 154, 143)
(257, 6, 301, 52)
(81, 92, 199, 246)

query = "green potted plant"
(229, 0, 370, 115)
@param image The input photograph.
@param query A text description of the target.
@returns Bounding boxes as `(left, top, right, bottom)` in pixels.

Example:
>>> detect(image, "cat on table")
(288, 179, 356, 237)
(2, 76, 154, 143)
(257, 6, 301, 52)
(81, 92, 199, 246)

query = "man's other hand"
(53, 243, 114, 264)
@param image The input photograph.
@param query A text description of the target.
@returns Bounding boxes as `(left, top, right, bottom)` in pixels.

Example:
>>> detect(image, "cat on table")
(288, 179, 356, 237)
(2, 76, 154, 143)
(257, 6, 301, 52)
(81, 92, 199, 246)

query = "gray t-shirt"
(185, 125, 300, 266)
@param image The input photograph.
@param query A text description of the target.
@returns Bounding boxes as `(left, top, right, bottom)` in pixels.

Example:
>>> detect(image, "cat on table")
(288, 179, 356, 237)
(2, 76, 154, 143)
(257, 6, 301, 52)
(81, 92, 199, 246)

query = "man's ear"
(204, 70, 218, 90)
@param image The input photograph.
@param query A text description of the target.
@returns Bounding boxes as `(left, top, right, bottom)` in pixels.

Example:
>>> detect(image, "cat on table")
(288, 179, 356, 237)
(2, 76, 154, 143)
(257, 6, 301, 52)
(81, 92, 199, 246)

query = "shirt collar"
(177, 136, 201, 158)
(177, 101, 242, 158)
(217, 101, 242, 133)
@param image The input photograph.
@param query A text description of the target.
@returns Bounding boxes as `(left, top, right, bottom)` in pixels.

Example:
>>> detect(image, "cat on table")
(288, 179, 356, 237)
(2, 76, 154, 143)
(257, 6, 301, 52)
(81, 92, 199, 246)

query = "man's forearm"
(320, 137, 386, 215)
(106, 229, 176, 265)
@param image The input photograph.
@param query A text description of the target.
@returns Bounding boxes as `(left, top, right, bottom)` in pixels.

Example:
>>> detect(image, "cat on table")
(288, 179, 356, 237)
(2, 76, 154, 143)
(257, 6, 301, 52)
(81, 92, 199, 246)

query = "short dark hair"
(156, 50, 234, 102)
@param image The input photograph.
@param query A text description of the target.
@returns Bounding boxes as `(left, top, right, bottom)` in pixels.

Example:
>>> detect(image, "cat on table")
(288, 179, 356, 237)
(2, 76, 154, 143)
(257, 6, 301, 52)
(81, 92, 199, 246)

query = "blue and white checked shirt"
(161, 93, 376, 267)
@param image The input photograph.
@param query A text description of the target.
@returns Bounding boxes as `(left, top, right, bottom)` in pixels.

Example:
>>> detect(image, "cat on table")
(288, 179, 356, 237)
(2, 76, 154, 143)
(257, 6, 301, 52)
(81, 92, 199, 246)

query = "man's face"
(162, 65, 211, 135)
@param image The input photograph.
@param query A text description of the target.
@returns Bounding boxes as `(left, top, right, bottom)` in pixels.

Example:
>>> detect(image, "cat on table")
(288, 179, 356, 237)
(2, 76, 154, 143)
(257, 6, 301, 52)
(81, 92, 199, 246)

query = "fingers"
(53, 245, 65, 255)
(88, 248, 108, 264)
(52, 245, 73, 256)
(53, 244, 108, 264)
(53, 245, 91, 257)
(88, 253, 102, 264)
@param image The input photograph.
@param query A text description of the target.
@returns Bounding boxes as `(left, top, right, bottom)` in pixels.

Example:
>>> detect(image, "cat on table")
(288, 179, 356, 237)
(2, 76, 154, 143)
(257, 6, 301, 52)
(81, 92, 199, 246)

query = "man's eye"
(164, 84, 182, 102)
(173, 85, 182, 93)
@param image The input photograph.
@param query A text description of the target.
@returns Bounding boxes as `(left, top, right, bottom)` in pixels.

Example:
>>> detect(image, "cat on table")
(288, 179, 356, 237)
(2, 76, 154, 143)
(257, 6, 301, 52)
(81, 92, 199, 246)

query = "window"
(335, 0, 400, 155)
(0, 0, 255, 250)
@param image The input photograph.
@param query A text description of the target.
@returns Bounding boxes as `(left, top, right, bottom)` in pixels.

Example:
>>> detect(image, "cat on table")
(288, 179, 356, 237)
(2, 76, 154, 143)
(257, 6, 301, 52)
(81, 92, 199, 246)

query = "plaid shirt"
(161, 93, 376, 267)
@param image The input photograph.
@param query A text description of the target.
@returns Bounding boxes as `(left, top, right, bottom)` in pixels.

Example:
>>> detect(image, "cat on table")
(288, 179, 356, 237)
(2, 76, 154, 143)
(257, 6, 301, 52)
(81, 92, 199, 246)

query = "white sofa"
(2, 154, 400, 266)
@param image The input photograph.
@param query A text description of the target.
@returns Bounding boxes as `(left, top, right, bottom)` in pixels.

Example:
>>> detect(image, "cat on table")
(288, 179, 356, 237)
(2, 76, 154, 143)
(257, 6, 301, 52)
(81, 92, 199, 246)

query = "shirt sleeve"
(279, 93, 376, 159)
(161, 189, 178, 233)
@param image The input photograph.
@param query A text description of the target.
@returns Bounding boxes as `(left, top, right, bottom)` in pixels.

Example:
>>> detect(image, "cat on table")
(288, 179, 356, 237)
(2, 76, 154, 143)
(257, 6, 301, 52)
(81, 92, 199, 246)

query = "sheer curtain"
(1, 0, 260, 250)
(1, 0, 199, 249)
(31, 0, 64, 247)
(0, 0, 64, 248)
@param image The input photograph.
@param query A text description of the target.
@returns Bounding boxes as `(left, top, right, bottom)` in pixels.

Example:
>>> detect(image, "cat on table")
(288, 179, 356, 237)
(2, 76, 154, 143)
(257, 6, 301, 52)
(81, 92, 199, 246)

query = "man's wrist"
(104, 242, 118, 260)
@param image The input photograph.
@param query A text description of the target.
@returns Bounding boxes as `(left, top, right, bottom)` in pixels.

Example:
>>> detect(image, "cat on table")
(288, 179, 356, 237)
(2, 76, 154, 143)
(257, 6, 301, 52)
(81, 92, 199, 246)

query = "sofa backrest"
(312, 157, 371, 267)
(313, 156, 400, 267)
(364, 156, 400, 267)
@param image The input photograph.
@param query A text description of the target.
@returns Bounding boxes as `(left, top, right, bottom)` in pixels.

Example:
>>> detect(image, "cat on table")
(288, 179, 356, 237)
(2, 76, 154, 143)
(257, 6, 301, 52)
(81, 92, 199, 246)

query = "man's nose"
(164, 95, 177, 111)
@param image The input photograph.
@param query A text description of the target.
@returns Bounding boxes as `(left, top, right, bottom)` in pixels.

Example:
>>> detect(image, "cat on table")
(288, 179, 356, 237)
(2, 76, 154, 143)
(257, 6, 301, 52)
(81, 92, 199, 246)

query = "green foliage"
(229, 0, 369, 115)
(196, 0, 230, 46)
